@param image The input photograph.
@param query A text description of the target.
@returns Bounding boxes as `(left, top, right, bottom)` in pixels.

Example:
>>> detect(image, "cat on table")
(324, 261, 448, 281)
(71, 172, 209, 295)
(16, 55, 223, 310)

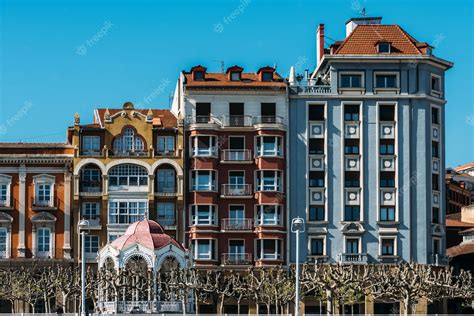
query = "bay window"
(191, 170, 216, 191)
(108, 200, 148, 224)
(108, 164, 148, 192)
(190, 205, 216, 225)
(157, 202, 175, 227)
(191, 239, 216, 260)
(191, 136, 217, 157)
(256, 170, 282, 192)
(256, 136, 282, 157)
(256, 239, 282, 260)
(255, 204, 281, 225)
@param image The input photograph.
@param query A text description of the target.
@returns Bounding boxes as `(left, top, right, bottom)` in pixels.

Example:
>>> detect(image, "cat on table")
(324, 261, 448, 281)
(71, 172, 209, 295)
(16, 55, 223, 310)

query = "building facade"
(67, 102, 185, 264)
(172, 65, 288, 268)
(288, 17, 453, 266)
(446, 169, 472, 215)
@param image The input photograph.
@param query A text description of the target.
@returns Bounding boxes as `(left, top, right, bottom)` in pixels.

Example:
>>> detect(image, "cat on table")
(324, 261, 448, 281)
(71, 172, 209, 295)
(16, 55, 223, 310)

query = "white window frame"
(191, 170, 217, 191)
(108, 164, 148, 192)
(81, 202, 100, 220)
(308, 236, 326, 256)
(36, 227, 52, 258)
(255, 136, 282, 157)
(0, 175, 12, 208)
(84, 235, 100, 254)
(191, 135, 217, 157)
(256, 239, 282, 260)
(157, 136, 176, 154)
(190, 204, 217, 225)
(33, 174, 55, 207)
(192, 239, 216, 260)
(157, 202, 176, 227)
(379, 236, 397, 256)
(255, 204, 281, 225)
(338, 71, 364, 90)
(377, 42, 391, 53)
(113, 127, 145, 153)
(343, 236, 361, 254)
(0, 227, 8, 258)
(430, 74, 442, 98)
(108, 199, 148, 224)
(82, 136, 101, 154)
(373, 71, 400, 91)
(228, 239, 245, 254)
(255, 170, 282, 192)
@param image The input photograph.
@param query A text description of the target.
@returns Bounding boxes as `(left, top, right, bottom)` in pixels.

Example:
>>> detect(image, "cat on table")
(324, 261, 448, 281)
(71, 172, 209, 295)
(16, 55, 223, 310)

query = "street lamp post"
(78, 219, 90, 316)
(291, 217, 305, 316)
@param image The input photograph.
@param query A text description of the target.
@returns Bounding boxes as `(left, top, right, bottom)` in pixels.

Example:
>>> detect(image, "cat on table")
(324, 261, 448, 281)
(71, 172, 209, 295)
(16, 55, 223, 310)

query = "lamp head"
(291, 217, 305, 233)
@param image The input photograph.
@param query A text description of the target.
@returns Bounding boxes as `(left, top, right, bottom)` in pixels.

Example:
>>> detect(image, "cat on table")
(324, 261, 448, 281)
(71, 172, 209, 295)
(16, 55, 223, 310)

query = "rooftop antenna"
(213, 60, 225, 72)
(274, 63, 278, 70)
(361, 7, 367, 16)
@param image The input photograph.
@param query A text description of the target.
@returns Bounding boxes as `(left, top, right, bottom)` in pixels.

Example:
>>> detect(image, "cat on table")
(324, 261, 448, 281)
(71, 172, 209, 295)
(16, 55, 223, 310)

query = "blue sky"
(0, 0, 473, 167)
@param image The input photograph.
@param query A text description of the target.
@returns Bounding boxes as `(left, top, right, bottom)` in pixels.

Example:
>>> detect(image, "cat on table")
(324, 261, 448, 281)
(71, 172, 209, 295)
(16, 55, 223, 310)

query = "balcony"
(221, 149, 252, 163)
(112, 150, 148, 157)
(80, 149, 102, 157)
(221, 184, 253, 198)
(254, 116, 285, 125)
(221, 218, 253, 231)
(155, 186, 177, 197)
(186, 115, 221, 129)
(79, 182, 102, 197)
(155, 150, 176, 157)
(0, 199, 10, 209)
(340, 253, 368, 264)
(32, 198, 57, 210)
(82, 217, 101, 229)
(222, 253, 252, 265)
(221, 115, 253, 127)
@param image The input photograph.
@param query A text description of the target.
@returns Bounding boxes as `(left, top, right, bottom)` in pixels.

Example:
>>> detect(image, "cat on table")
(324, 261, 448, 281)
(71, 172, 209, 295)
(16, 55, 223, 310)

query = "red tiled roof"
(184, 72, 286, 89)
(0, 142, 72, 148)
(446, 213, 474, 228)
(110, 220, 183, 251)
(95, 108, 177, 128)
(334, 25, 425, 55)
(447, 242, 474, 257)
(454, 162, 474, 172)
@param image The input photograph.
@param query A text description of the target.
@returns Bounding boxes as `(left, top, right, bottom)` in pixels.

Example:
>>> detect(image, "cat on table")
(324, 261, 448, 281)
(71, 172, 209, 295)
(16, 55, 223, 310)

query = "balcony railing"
(221, 184, 252, 197)
(82, 217, 101, 227)
(340, 253, 368, 264)
(254, 116, 284, 125)
(155, 150, 176, 157)
(155, 186, 177, 196)
(32, 198, 57, 209)
(221, 115, 253, 127)
(0, 199, 10, 208)
(221, 149, 252, 162)
(302, 85, 332, 94)
(222, 253, 252, 265)
(80, 182, 102, 196)
(221, 218, 253, 231)
(186, 115, 221, 125)
(112, 150, 148, 157)
(80, 149, 102, 156)
(191, 147, 218, 157)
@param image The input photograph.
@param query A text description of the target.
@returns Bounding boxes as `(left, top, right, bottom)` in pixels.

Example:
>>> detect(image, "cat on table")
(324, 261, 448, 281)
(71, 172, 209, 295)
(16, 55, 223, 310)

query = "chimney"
(316, 24, 325, 68)
(345, 17, 382, 37)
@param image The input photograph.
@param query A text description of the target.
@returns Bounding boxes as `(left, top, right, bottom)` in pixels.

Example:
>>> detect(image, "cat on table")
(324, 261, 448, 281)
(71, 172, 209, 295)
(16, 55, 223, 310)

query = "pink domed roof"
(110, 219, 183, 251)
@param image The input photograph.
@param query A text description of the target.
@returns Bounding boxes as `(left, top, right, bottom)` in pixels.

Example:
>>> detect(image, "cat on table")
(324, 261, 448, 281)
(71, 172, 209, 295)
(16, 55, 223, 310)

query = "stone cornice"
(0, 154, 73, 165)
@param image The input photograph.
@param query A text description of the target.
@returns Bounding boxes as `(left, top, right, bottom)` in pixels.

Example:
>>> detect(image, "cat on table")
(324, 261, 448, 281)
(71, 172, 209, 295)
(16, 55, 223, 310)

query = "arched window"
(109, 164, 148, 191)
(113, 128, 145, 154)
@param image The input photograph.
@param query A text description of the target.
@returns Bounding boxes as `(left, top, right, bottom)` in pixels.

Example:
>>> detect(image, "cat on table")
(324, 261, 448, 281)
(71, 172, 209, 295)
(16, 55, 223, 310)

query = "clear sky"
(0, 0, 473, 167)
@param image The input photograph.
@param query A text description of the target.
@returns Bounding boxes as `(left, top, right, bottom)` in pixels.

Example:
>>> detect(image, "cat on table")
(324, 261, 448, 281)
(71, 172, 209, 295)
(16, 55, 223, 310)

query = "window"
(340, 74, 362, 89)
(194, 71, 205, 81)
(108, 164, 148, 191)
(431, 107, 440, 125)
(310, 238, 324, 256)
(309, 172, 324, 187)
(195, 103, 211, 122)
(260, 103, 276, 122)
(381, 238, 395, 255)
(230, 72, 240, 81)
(80, 167, 101, 192)
(113, 128, 145, 154)
(108, 233, 121, 243)
(37, 228, 51, 257)
(344, 206, 360, 221)
(380, 178, 395, 188)
(85, 235, 99, 254)
(82, 136, 100, 154)
(256, 205, 281, 225)
(380, 144, 395, 155)
(157, 169, 176, 193)
(344, 145, 359, 155)
(262, 72, 273, 82)
(157, 136, 175, 155)
(192, 239, 215, 260)
(432, 142, 439, 158)
(344, 104, 360, 121)
(192, 136, 217, 156)
(309, 139, 324, 154)
(379, 105, 395, 121)
(309, 206, 325, 221)
(191, 170, 216, 191)
(190, 205, 216, 225)
(433, 238, 440, 255)
(377, 42, 391, 53)
(0, 175, 10, 207)
(256, 239, 281, 260)
(108, 200, 147, 224)
(37, 184, 52, 206)
(432, 174, 439, 191)
(229, 240, 245, 254)
(308, 104, 325, 121)
(256, 136, 282, 157)
(431, 75, 441, 95)
(375, 73, 398, 89)
(228, 205, 245, 229)
(0, 228, 7, 258)
(345, 179, 360, 188)
(82, 202, 100, 220)
(432, 207, 440, 224)
(346, 238, 359, 254)
(157, 202, 175, 227)
(256, 170, 282, 191)
(380, 207, 396, 221)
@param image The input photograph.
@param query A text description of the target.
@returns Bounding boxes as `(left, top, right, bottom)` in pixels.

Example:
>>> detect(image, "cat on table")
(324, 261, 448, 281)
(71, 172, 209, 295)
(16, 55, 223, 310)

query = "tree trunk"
(237, 297, 241, 315)
(219, 294, 225, 314)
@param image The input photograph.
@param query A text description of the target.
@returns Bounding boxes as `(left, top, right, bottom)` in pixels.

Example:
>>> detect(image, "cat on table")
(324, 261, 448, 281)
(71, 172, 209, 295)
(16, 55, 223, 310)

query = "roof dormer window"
(226, 65, 243, 81)
(257, 66, 275, 82)
(262, 72, 273, 82)
(191, 65, 207, 81)
(377, 42, 391, 53)
(194, 71, 205, 81)
(230, 72, 240, 81)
